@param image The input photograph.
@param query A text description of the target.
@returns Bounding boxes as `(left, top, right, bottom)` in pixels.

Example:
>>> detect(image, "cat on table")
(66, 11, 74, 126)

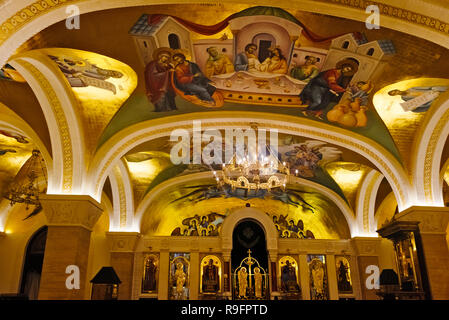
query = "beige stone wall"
(0, 204, 47, 295)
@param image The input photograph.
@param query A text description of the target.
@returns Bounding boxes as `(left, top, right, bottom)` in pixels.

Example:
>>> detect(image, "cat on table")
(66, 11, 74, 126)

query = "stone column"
(351, 237, 381, 300)
(189, 250, 200, 300)
(222, 251, 232, 299)
(38, 195, 103, 300)
(384, 206, 449, 300)
(298, 253, 310, 300)
(107, 232, 141, 300)
(326, 254, 339, 300)
(158, 249, 170, 300)
(268, 250, 279, 300)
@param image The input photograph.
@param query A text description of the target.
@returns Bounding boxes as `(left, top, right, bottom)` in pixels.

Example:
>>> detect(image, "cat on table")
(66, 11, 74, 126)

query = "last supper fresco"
(12, 4, 447, 168)
(85, 5, 449, 162)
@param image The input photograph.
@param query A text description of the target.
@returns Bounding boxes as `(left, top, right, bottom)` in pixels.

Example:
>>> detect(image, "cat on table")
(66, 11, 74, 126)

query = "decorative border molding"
(1, 0, 449, 66)
(1, 0, 73, 44)
(423, 108, 449, 202)
(112, 165, 127, 229)
(314, 0, 449, 35)
(15, 58, 73, 192)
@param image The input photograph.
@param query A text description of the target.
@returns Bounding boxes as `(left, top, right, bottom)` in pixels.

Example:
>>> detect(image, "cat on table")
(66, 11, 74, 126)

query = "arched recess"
(108, 159, 135, 232)
(1, 0, 449, 67)
(411, 91, 449, 206)
(355, 169, 384, 236)
(221, 207, 278, 253)
(9, 54, 85, 195)
(19, 226, 47, 300)
(134, 171, 356, 236)
(88, 113, 412, 211)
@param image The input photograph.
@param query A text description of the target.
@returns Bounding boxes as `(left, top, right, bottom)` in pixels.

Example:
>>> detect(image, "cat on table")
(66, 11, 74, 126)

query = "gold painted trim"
(113, 165, 127, 228)
(314, 0, 449, 35)
(0, 0, 74, 44)
(423, 107, 449, 202)
(16, 58, 73, 192)
(362, 171, 380, 232)
(1, 0, 449, 54)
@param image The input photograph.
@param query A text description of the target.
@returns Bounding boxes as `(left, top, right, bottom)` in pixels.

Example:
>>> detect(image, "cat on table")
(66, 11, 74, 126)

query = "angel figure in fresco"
(48, 55, 123, 94)
(205, 47, 234, 78)
(238, 267, 248, 297)
(0, 130, 29, 144)
(144, 47, 177, 112)
(258, 47, 288, 74)
(234, 43, 261, 72)
(290, 56, 320, 83)
(388, 86, 448, 112)
(0, 149, 16, 156)
(174, 262, 186, 299)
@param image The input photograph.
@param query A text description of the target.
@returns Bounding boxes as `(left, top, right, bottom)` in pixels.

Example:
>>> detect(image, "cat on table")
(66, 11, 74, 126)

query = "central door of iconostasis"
(231, 220, 269, 300)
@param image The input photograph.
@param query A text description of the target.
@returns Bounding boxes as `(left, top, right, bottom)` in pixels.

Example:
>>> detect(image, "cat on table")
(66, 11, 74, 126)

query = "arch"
(9, 55, 85, 194)
(355, 169, 384, 236)
(221, 207, 278, 253)
(108, 159, 136, 231)
(88, 112, 412, 212)
(411, 91, 449, 206)
(366, 48, 375, 56)
(134, 171, 356, 236)
(19, 226, 48, 300)
(2, 0, 449, 68)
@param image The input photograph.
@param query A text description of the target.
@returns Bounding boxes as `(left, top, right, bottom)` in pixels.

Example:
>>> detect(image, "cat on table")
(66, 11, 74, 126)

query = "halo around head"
(152, 47, 173, 61)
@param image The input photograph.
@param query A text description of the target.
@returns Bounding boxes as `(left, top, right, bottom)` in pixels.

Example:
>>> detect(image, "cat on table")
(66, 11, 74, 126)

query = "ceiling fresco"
(122, 132, 379, 211)
(140, 178, 350, 239)
(0, 130, 34, 198)
(1, 3, 449, 234)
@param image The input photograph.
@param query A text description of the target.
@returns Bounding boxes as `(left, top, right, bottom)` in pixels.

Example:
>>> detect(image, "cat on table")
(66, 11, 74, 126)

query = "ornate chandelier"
(214, 151, 289, 191)
(4, 149, 47, 211)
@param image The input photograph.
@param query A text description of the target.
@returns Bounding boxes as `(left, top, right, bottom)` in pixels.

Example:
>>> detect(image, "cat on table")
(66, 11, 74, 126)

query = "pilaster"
(107, 232, 141, 300)
(38, 195, 103, 300)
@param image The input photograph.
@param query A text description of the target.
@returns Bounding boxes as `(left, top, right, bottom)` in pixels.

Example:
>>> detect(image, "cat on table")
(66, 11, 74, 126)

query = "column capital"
(107, 232, 141, 252)
(350, 237, 381, 256)
(394, 206, 449, 234)
(222, 251, 231, 261)
(40, 194, 103, 231)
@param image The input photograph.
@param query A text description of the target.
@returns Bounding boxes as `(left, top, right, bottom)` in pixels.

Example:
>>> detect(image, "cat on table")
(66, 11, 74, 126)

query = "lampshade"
(90, 267, 121, 284)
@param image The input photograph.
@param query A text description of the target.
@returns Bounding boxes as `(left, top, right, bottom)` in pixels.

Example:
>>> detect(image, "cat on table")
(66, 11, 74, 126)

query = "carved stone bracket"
(351, 237, 381, 256)
(40, 194, 103, 231)
(107, 232, 141, 252)
(394, 206, 449, 234)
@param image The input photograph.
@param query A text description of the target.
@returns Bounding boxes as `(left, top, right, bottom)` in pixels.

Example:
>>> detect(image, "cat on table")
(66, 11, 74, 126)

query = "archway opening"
(19, 226, 48, 300)
(231, 219, 268, 274)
